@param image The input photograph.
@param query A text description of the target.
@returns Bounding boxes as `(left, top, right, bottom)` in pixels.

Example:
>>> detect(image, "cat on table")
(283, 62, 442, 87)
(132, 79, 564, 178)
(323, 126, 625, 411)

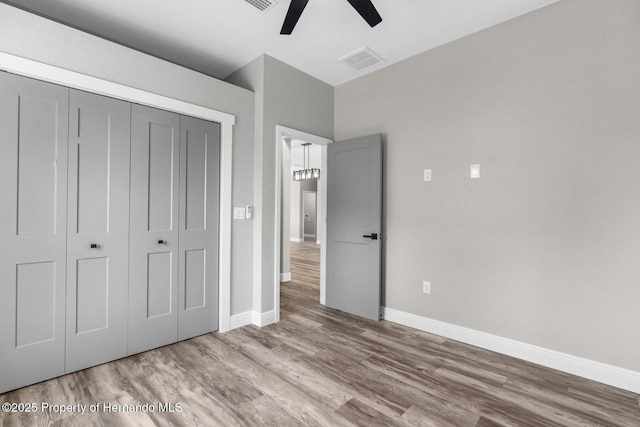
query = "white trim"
(290, 237, 304, 243)
(382, 307, 640, 394)
(229, 311, 253, 330)
(0, 52, 235, 125)
(316, 240, 321, 245)
(304, 234, 315, 238)
(218, 118, 233, 333)
(280, 272, 292, 282)
(319, 142, 328, 305)
(228, 310, 277, 330)
(253, 310, 277, 327)
(0, 52, 234, 334)
(275, 126, 333, 324)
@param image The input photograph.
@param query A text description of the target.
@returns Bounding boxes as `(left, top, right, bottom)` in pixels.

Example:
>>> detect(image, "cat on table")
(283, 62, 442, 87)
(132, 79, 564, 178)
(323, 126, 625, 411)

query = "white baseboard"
(280, 272, 291, 282)
(382, 307, 640, 394)
(290, 237, 304, 243)
(229, 311, 253, 330)
(228, 310, 277, 330)
(316, 240, 321, 245)
(304, 234, 315, 238)
(253, 310, 276, 327)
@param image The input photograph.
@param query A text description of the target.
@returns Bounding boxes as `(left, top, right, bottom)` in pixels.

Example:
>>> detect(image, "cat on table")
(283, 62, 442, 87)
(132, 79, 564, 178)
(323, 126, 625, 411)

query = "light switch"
(423, 169, 432, 182)
(234, 207, 246, 219)
(470, 164, 481, 179)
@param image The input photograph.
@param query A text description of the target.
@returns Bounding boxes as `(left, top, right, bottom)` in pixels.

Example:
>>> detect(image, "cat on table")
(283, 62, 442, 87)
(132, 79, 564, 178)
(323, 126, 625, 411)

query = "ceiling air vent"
(244, 0, 278, 12)
(338, 47, 385, 72)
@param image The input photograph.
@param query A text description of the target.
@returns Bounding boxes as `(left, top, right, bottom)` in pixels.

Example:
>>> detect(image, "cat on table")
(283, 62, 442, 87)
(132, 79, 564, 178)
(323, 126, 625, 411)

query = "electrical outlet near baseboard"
(423, 280, 431, 294)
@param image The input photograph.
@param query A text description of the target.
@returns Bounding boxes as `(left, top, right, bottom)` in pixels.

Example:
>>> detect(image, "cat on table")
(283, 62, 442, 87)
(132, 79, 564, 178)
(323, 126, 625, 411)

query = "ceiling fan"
(280, 0, 382, 35)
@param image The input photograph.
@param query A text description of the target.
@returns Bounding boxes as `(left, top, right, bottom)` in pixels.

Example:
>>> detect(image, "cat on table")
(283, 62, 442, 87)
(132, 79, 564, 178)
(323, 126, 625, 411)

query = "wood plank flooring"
(1, 240, 639, 426)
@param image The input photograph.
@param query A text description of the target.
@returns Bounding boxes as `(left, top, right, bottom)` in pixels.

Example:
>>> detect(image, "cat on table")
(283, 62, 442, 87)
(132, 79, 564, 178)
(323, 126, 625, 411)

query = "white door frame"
(275, 125, 332, 322)
(0, 52, 235, 332)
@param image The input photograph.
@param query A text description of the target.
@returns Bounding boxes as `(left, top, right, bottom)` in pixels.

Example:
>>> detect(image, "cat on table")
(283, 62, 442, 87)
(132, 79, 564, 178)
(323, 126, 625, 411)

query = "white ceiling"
(8, 0, 559, 86)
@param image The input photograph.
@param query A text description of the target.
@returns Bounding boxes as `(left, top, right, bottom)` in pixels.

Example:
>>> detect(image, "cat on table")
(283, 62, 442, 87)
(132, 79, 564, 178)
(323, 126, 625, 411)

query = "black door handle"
(158, 240, 165, 244)
(90, 243, 99, 249)
(362, 233, 378, 240)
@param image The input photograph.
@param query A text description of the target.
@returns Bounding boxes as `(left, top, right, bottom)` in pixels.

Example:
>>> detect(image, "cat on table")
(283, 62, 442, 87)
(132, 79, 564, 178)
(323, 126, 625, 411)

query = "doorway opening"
(274, 126, 332, 323)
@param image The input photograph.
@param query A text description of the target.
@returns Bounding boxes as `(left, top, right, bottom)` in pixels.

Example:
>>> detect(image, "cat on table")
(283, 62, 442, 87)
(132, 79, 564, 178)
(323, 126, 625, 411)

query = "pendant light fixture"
(293, 143, 320, 181)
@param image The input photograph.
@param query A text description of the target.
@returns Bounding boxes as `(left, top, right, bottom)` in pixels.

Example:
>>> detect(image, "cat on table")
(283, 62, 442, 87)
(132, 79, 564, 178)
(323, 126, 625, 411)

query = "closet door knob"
(90, 243, 99, 249)
(158, 239, 165, 245)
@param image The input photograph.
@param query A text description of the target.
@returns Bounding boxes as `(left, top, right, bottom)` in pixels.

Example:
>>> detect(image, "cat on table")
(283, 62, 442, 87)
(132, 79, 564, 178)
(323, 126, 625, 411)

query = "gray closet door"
(178, 116, 220, 339)
(65, 89, 131, 373)
(0, 72, 69, 394)
(129, 104, 180, 355)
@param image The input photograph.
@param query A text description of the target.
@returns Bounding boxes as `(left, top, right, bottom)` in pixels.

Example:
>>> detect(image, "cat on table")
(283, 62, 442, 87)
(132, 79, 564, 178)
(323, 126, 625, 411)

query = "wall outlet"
(470, 164, 481, 179)
(423, 168, 432, 182)
(423, 280, 431, 294)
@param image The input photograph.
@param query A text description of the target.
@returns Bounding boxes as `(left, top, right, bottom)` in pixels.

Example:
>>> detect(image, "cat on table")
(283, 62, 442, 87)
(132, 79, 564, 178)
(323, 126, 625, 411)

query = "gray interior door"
(65, 89, 131, 373)
(0, 72, 69, 393)
(326, 134, 382, 321)
(129, 104, 180, 355)
(178, 116, 220, 339)
(303, 191, 316, 238)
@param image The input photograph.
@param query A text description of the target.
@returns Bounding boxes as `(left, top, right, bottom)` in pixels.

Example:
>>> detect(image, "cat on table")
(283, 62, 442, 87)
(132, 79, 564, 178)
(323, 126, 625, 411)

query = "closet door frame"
(0, 52, 234, 332)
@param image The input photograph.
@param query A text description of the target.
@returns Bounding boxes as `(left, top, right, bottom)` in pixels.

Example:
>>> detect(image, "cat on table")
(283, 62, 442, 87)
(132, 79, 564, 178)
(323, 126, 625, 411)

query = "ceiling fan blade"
(280, 0, 310, 35)
(345, 0, 382, 27)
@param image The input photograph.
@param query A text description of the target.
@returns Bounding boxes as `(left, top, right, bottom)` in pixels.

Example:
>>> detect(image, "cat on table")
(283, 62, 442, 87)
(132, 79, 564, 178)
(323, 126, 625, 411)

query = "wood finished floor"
(1, 239, 639, 426)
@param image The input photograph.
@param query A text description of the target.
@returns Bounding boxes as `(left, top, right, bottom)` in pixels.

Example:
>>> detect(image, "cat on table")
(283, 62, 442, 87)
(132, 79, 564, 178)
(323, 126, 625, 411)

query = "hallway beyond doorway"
(282, 240, 320, 318)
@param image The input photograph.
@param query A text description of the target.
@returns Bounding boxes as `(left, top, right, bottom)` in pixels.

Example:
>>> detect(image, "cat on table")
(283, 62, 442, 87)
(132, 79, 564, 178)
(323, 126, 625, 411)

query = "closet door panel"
(184, 249, 206, 310)
(66, 89, 130, 373)
(75, 257, 109, 333)
(0, 72, 68, 394)
(147, 252, 174, 317)
(15, 262, 57, 347)
(178, 116, 220, 340)
(128, 104, 180, 355)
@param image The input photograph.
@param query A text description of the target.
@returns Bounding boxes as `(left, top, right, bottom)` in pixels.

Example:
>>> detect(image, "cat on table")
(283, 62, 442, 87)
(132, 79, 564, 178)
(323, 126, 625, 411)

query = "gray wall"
(225, 56, 266, 313)
(335, 0, 640, 372)
(228, 55, 334, 312)
(0, 3, 256, 316)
